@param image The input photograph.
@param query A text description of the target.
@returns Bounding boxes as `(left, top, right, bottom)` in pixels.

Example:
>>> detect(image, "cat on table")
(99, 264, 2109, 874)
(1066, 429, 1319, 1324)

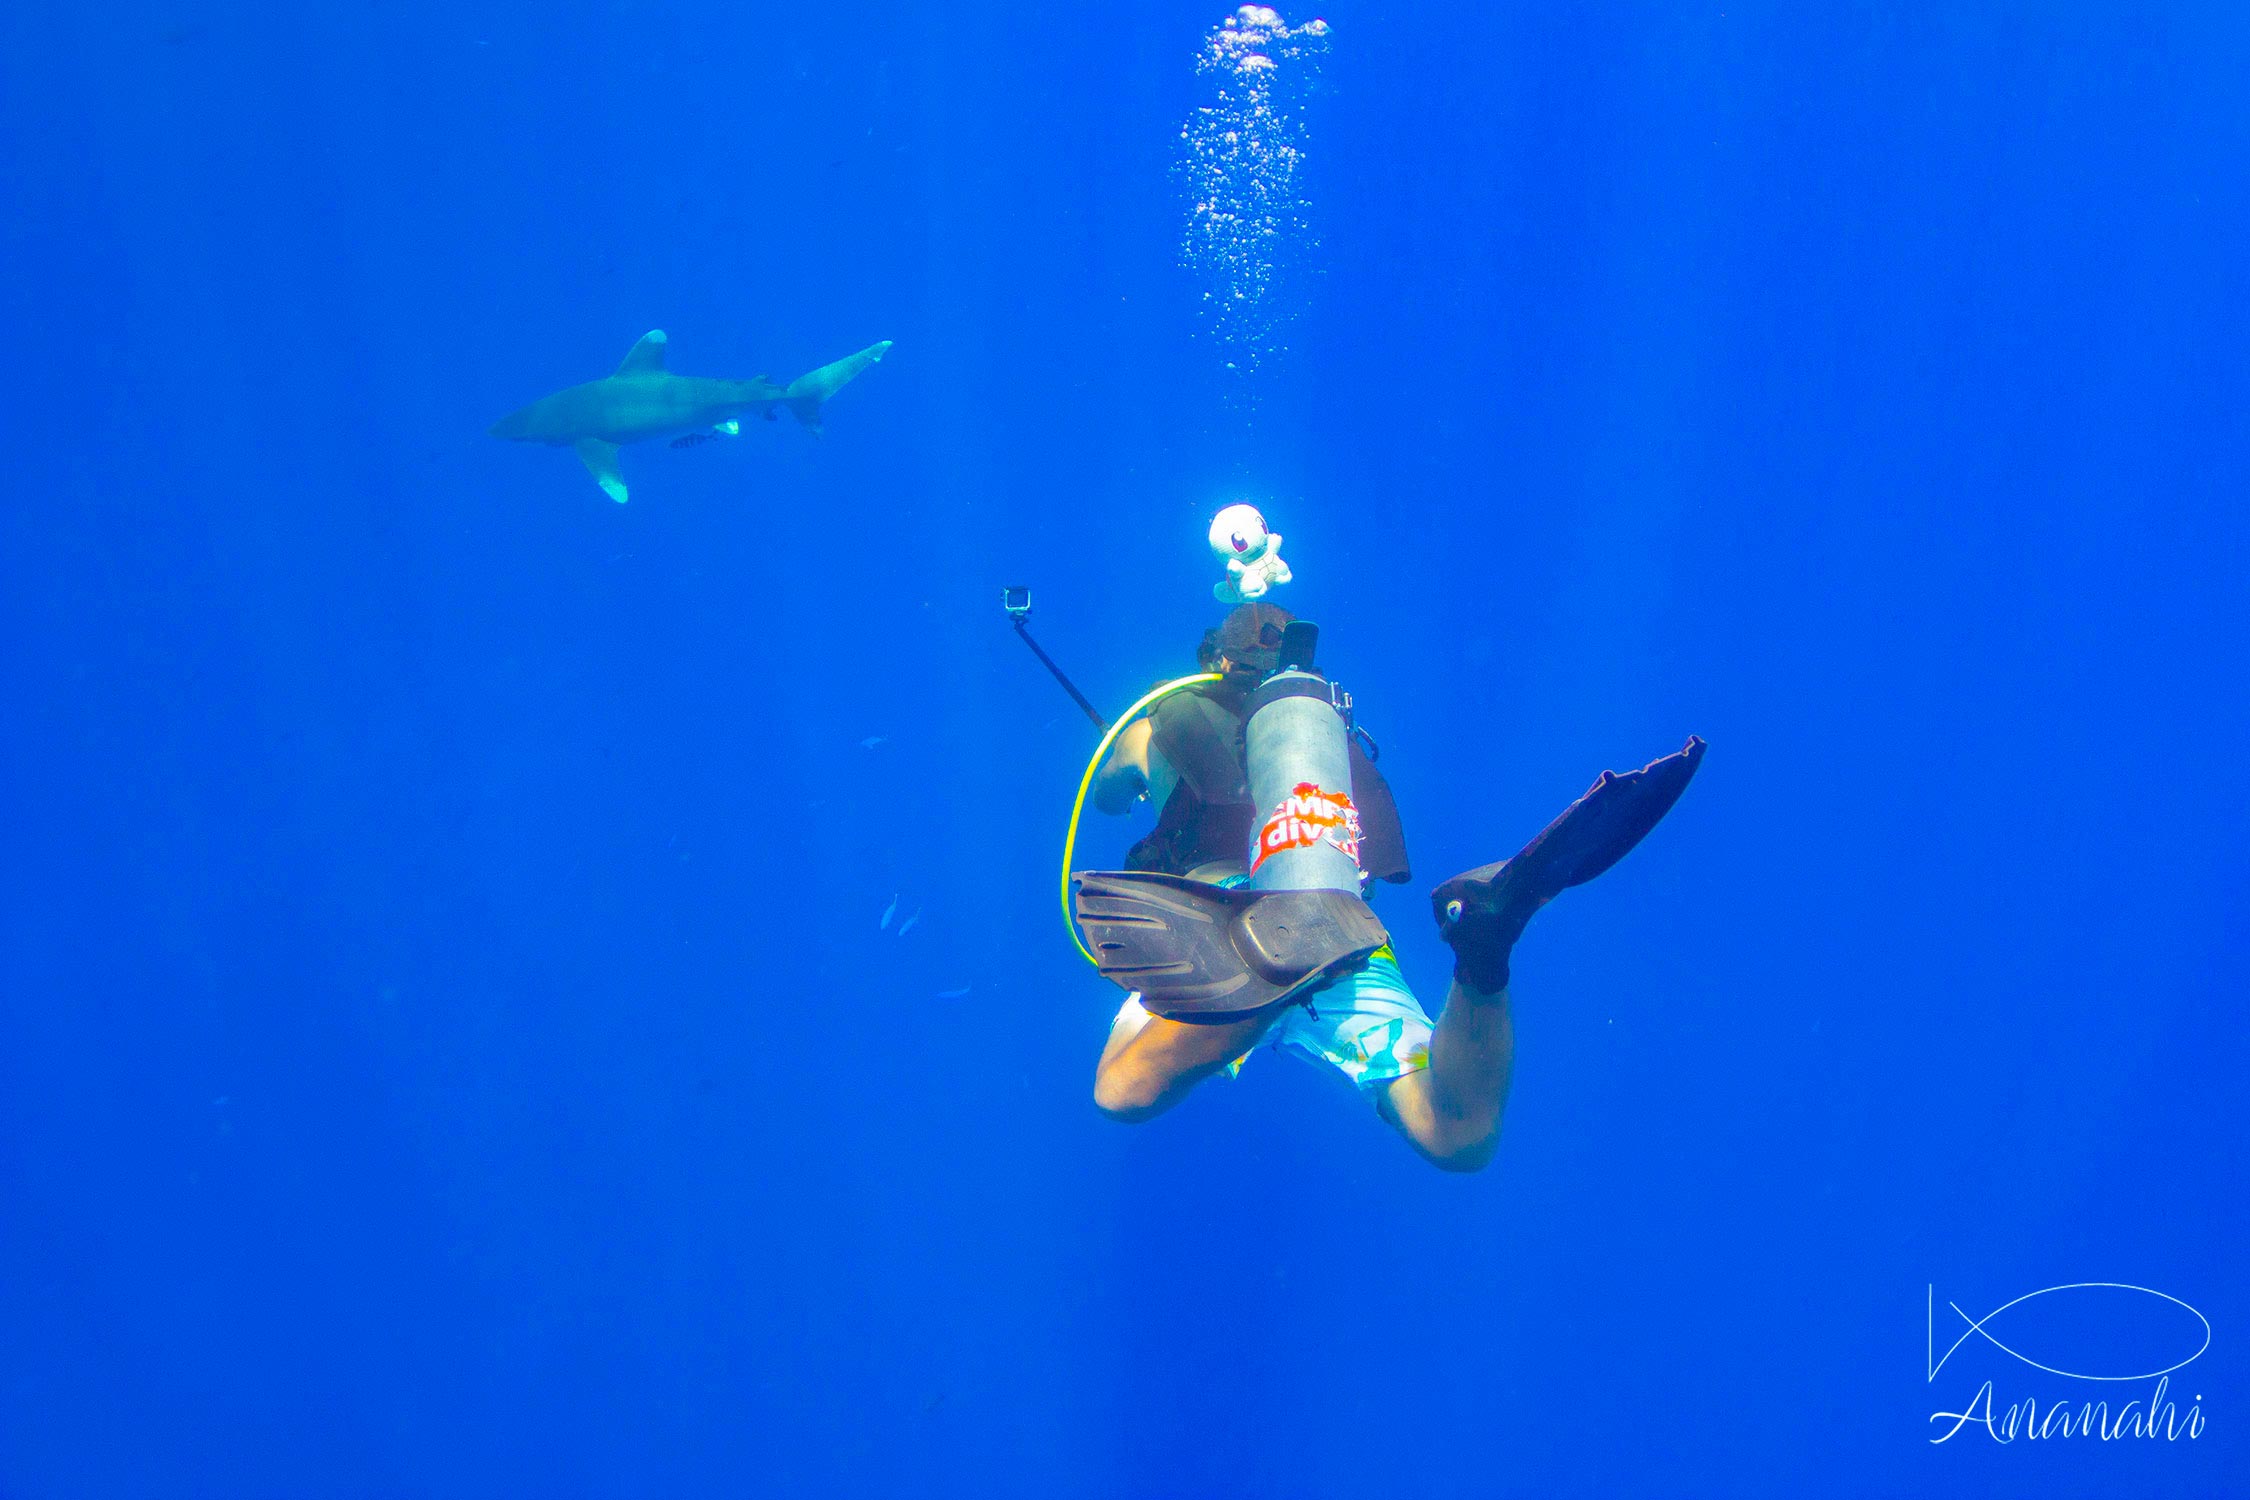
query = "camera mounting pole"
(1002, 586, 1109, 733)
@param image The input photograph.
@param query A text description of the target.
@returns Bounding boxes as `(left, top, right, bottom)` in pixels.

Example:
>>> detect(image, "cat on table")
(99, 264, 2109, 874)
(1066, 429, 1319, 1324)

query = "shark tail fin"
(783, 339, 893, 435)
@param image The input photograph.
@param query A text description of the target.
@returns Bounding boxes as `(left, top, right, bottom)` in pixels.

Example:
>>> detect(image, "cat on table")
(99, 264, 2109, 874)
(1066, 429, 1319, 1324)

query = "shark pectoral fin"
(614, 330, 668, 375)
(575, 440, 629, 503)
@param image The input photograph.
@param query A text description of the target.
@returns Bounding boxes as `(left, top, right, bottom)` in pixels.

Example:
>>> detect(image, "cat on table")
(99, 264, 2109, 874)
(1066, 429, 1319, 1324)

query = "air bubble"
(1176, 6, 1331, 383)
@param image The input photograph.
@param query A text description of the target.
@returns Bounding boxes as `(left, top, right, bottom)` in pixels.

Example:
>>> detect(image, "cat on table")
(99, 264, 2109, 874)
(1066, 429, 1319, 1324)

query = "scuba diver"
(1076, 602, 1703, 1172)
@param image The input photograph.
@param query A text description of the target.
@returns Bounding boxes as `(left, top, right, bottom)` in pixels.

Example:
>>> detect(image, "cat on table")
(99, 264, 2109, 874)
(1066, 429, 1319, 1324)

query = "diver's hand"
(1092, 762, 1149, 816)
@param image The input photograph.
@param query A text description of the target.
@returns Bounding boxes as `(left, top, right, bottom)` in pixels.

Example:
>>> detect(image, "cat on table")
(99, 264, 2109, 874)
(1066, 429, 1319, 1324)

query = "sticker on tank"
(1249, 782, 1362, 874)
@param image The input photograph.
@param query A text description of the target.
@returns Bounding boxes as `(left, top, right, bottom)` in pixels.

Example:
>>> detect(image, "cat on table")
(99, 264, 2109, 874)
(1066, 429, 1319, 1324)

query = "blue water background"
(3, 3, 2245, 1495)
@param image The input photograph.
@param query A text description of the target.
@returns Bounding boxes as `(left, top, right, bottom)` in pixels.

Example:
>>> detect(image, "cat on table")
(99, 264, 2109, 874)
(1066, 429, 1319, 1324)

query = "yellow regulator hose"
(1060, 673, 1223, 964)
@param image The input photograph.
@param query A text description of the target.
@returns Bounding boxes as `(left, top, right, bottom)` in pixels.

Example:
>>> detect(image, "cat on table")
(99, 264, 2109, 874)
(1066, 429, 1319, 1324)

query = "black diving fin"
(1073, 871, 1390, 1023)
(1433, 735, 1707, 992)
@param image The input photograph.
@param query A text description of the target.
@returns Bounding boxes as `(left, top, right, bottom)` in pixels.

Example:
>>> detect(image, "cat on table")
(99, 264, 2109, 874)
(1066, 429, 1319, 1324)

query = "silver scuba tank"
(1243, 666, 1365, 895)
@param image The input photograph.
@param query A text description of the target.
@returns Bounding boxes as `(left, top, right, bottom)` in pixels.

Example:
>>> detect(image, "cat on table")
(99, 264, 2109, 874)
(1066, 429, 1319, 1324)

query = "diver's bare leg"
(1093, 1005, 1281, 1122)
(1375, 981, 1514, 1172)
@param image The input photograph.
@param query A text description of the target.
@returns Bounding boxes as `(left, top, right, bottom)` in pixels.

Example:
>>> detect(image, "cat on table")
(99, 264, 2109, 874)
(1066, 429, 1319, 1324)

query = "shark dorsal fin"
(615, 330, 668, 376)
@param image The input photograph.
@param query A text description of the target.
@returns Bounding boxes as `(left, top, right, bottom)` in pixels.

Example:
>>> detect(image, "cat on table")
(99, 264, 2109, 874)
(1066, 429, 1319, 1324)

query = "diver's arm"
(1093, 719, 1172, 815)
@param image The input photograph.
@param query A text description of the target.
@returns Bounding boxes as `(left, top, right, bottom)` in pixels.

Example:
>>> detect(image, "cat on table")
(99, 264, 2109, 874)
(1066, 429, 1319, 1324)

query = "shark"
(489, 331, 892, 503)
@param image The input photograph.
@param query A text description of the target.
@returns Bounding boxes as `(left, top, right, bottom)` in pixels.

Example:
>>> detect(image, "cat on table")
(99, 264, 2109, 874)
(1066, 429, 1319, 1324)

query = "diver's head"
(1212, 602, 1294, 683)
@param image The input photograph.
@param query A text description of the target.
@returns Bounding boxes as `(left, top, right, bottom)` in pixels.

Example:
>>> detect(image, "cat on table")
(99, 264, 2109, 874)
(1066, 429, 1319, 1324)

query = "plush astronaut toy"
(1209, 504, 1293, 604)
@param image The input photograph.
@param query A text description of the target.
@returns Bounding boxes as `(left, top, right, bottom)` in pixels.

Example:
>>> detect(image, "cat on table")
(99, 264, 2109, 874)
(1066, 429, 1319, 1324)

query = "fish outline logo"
(1927, 1283, 2211, 1384)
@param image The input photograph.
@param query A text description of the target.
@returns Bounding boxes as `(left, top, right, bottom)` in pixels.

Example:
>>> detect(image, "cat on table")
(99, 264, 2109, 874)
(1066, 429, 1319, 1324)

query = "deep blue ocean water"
(4, 3, 2246, 1495)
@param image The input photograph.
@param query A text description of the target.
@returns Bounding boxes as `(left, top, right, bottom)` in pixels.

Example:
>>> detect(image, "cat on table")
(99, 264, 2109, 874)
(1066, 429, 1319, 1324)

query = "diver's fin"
(1074, 872, 1389, 1022)
(1433, 736, 1706, 992)
(574, 439, 628, 504)
(783, 339, 893, 432)
(614, 330, 668, 375)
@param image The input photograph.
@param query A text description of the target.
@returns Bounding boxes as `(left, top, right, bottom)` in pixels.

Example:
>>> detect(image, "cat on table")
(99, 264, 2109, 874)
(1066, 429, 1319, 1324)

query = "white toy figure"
(1210, 503, 1293, 603)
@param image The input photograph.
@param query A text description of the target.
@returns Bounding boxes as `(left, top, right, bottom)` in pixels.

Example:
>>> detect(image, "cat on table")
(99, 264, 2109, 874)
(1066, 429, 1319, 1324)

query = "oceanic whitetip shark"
(489, 331, 892, 503)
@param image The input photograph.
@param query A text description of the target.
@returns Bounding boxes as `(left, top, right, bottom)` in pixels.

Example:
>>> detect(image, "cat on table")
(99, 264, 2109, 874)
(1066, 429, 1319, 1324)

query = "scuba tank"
(1243, 650, 1364, 894)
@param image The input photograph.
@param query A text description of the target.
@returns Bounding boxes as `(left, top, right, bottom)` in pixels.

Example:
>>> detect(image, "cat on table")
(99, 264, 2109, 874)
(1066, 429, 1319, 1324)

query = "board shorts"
(1110, 946, 1435, 1098)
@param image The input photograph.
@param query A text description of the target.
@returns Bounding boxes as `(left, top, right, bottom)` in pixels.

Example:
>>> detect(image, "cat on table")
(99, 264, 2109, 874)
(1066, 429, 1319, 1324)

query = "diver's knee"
(1413, 1115, 1499, 1173)
(1093, 1070, 1164, 1123)
(1427, 1132, 1498, 1173)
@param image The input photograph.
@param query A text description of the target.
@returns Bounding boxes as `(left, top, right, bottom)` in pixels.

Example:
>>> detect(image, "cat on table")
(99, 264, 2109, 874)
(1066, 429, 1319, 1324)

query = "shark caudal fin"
(575, 439, 629, 504)
(783, 340, 893, 434)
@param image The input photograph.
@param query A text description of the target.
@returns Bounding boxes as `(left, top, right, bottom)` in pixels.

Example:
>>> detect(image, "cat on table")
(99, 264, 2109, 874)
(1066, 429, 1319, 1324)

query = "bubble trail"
(1177, 6, 1332, 381)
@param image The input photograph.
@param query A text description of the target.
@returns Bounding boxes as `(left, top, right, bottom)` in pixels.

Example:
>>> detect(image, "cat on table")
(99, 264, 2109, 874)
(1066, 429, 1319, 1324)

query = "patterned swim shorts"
(1112, 947, 1435, 1097)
